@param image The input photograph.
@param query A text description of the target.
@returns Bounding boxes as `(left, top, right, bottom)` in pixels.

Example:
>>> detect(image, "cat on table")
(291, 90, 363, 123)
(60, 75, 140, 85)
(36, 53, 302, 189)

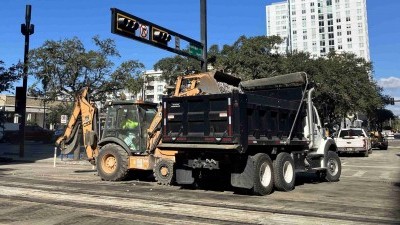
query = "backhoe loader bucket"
(60, 121, 82, 155)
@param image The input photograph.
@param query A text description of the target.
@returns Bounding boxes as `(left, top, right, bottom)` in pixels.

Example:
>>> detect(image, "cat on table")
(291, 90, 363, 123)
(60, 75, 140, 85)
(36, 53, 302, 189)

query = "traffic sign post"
(61, 115, 68, 124)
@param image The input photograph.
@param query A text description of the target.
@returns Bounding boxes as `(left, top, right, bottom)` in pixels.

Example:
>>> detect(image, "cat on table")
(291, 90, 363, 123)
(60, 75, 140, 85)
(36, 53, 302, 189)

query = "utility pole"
(200, 0, 207, 72)
(20, 5, 34, 158)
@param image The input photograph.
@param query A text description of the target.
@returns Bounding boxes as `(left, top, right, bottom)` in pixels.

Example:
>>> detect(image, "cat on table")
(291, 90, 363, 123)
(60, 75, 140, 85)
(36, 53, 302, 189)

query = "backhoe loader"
(56, 70, 240, 184)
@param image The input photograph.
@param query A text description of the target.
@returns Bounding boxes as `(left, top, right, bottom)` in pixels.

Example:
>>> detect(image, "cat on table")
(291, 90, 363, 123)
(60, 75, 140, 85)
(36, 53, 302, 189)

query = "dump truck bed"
(160, 84, 309, 153)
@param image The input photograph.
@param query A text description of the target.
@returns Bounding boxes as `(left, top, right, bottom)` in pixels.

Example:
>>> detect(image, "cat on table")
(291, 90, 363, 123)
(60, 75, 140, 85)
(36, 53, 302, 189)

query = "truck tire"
(97, 144, 129, 181)
(252, 153, 274, 196)
(154, 159, 175, 185)
(273, 152, 295, 192)
(325, 151, 341, 182)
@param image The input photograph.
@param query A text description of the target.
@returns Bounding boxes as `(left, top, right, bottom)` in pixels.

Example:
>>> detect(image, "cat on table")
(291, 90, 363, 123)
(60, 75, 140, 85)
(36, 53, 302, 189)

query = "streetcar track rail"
(0, 177, 398, 224)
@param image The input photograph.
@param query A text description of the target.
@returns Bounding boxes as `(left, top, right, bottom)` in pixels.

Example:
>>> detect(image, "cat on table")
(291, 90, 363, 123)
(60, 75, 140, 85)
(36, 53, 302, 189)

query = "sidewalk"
(0, 142, 89, 165)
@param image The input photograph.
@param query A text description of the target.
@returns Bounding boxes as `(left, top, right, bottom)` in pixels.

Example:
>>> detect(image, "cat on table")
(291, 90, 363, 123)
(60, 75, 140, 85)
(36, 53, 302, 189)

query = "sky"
(0, 0, 399, 115)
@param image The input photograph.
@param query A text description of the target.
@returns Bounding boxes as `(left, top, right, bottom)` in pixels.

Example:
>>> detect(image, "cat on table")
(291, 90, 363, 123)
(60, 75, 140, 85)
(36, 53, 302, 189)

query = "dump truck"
(158, 72, 341, 195)
(56, 71, 240, 184)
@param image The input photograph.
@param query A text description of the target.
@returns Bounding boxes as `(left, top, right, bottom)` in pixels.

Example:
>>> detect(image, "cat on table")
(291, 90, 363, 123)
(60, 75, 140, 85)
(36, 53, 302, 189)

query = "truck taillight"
(363, 139, 366, 148)
(163, 102, 167, 135)
(227, 98, 232, 136)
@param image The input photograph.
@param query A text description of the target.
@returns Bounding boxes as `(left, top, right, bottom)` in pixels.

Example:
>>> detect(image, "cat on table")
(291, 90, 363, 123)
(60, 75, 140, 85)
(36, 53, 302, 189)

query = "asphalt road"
(0, 141, 399, 225)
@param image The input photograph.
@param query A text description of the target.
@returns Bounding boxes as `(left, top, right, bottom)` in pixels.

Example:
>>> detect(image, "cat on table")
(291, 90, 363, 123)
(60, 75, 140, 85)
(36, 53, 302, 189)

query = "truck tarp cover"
(240, 72, 307, 90)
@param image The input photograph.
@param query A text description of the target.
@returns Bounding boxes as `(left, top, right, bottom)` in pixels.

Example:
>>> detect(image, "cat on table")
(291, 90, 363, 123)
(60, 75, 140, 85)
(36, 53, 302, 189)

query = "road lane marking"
(342, 165, 400, 169)
(352, 171, 367, 177)
(379, 171, 392, 180)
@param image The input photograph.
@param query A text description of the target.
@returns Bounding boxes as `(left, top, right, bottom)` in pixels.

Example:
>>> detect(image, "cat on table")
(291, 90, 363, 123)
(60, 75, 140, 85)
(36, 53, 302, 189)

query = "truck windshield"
(339, 129, 364, 137)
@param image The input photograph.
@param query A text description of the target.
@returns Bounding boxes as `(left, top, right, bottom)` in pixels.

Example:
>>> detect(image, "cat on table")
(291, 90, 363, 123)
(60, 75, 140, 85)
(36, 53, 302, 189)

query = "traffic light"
(116, 15, 139, 34)
(152, 27, 171, 45)
(390, 97, 395, 105)
(21, 24, 34, 35)
(15, 87, 25, 115)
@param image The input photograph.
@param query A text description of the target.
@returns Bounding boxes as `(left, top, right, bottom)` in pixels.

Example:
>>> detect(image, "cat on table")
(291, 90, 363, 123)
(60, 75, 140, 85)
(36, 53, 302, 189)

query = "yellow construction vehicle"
(56, 70, 240, 184)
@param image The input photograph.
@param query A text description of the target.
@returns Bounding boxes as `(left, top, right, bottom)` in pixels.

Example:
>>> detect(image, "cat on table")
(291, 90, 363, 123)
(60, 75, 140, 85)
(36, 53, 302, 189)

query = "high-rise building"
(137, 70, 167, 103)
(266, 0, 370, 61)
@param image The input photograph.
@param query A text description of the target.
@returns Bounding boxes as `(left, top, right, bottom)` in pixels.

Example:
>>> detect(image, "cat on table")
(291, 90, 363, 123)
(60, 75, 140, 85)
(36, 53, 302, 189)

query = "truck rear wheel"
(252, 153, 274, 196)
(154, 159, 175, 185)
(273, 152, 295, 192)
(325, 151, 341, 182)
(97, 144, 129, 181)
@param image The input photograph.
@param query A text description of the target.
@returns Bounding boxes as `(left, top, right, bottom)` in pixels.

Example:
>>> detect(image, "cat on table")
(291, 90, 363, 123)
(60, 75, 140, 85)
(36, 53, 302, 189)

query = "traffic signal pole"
(19, 5, 34, 158)
(200, 0, 207, 72)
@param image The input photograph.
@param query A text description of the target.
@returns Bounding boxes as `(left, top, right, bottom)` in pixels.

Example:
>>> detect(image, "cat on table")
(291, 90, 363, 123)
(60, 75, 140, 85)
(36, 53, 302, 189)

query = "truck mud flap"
(176, 169, 195, 185)
(230, 156, 254, 189)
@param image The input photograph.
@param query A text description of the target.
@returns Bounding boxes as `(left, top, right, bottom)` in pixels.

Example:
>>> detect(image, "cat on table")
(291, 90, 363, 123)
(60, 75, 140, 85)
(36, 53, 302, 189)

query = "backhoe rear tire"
(97, 144, 129, 181)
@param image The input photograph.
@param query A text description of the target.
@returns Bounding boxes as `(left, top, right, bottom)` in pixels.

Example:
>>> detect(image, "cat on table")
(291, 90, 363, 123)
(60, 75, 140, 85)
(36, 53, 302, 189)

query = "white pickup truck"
(335, 128, 371, 157)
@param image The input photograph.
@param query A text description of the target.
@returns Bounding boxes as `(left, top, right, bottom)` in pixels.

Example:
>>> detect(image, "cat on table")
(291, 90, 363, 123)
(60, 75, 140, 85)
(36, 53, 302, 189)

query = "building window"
(310, 2, 315, 6)
(328, 26, 333, 32)
(348, 43, 352, 48)
(337, 31, 342, 36)
(311, 8, 315, 13)
(302, 9, 306, 14)
(303, 35, 307, 40)
(338, 45, 343, 50)
(347, 37, 352, 42)
(293, 30, 297, 34)
(329, 40, 335, 45)
(327, 0, 332, 6)
(311, 15, 316, 19)
(320, 41, 326, 46)
(328, 33, 334, 38)
(319, 15, 324, 20)
(327, 13, 333, 19)
(337, 25, 342, 29)
(319, 27, 325, 33)
(157, 85, 163, 92)
(328, 20, 333, 26)
(359, 43, 364, 47)
(346, 17, 351, 22)
(337, 18, 341, 23)
(319, 21, 324, 26)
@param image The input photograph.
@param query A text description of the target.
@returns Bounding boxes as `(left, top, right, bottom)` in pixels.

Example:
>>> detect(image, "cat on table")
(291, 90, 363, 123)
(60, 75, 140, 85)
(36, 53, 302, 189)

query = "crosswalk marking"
(352, 171, 367, 177)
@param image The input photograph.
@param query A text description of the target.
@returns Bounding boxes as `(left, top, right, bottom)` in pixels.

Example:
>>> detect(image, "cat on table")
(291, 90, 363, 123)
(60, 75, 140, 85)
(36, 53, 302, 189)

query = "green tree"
(153, 35, 383, 123)
(0, 61, 22, 92)
(0, 60, 22, 128)
(154, 55, 201, 85)
(28, 36, 144, 102)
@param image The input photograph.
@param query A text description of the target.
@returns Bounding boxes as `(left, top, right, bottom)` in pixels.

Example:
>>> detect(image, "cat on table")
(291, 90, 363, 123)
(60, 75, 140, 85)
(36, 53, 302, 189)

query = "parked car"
(335, 128, 371, 157)
(53, 126, 66, 141)
(4, 124, 54, 144)
(370, 131, 388, 150)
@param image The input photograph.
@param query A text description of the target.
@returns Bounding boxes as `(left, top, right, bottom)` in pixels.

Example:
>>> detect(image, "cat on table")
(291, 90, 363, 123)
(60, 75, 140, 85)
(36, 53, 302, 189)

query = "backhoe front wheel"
(154, 159, 175, 185)
(97, 144, 129, 181)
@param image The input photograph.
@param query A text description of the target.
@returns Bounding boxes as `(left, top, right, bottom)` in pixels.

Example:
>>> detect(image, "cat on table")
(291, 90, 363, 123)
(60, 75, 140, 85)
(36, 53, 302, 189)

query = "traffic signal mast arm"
(111, 8, 204, 62)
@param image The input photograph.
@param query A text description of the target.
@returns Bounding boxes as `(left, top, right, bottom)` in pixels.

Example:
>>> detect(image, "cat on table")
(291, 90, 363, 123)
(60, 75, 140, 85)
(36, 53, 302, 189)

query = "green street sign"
(189, 45, 203, 57)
